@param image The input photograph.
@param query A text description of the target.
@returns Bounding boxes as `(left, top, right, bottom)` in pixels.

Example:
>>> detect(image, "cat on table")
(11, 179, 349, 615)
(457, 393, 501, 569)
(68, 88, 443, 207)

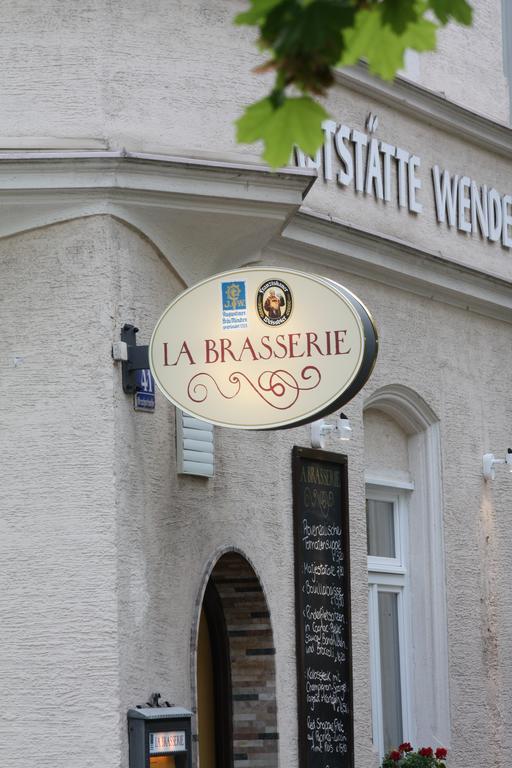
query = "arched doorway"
(196, 552, 278, 768)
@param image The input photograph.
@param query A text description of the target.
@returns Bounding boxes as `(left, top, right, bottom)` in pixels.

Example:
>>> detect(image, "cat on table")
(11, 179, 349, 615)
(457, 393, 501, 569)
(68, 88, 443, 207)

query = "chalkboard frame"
(292, 446, 354, 768)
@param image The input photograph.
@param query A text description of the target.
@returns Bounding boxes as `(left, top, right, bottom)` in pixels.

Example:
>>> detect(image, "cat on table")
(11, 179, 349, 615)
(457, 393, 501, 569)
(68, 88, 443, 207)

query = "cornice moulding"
(335, 63, 512, 160)
(0, 151, 316, 203)
(2, 150, 511, 324)
(0, 152, 316, 286)
(273, 208, 512, 324)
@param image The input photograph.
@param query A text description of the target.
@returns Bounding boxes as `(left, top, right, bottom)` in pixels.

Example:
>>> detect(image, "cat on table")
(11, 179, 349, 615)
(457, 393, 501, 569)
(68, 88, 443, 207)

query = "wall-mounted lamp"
(311, 413, 352, 450)
(483, 449, 512, 480)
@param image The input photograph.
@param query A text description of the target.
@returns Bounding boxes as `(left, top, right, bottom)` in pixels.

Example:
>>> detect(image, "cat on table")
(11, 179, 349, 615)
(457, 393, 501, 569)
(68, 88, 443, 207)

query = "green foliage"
(429, 0, 472, 24)
(236, 95, 328, 167)
(383, 755, 436, 768)
(235, 0, 473, 167)
(340, 4, 437, 80)
(235, 0, 283, 25)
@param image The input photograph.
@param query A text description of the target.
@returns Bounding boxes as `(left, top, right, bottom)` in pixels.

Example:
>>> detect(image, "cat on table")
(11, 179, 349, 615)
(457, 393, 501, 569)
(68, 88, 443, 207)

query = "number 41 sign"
(134, 368, 155, 412)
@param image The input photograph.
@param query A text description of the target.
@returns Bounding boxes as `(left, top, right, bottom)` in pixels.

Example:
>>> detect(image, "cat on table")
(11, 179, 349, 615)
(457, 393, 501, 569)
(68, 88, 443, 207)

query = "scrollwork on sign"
(187, 366, 321, 410)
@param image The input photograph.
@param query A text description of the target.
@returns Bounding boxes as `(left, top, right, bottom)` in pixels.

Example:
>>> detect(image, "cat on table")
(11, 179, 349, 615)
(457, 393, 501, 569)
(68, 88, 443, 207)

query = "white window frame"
(367, 487, 407, 574)
(363, 385, 450, 751)
(367, 484, 413, 759)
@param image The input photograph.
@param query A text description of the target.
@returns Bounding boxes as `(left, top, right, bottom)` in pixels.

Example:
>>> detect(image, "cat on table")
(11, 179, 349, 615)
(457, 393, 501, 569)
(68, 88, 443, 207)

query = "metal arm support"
(121, 324, 150, 394)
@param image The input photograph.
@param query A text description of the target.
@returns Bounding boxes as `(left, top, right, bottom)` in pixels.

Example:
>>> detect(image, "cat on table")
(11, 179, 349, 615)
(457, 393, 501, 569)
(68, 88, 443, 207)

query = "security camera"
(337, 412, 352, 441)
(483, 448, 512, 480)
(311, 413, 352, 449)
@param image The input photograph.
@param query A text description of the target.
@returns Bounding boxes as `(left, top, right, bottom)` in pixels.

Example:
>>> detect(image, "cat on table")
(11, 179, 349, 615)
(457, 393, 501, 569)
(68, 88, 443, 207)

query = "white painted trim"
(0, 152, 314, 202)
(367, 487, 405, 570)
(410, 420, 451, 747)
(363, 385, 451, 749)
(365, 472, 415, 491)
(367, 582, 412, 758)
(273, 210, 512, 323)
(1, 150, 510, 324)
(335, 63, 512, 159)
(398, 584, 413, 750)
(0, 149, 316, 193)
(0, 152, 315, 286)
(368, 583, 384, 753)
(365, 384, 439, 435)
(367, 485, 412, 757)
(2, 149, 510, 327)
(368, 571, 406, 588)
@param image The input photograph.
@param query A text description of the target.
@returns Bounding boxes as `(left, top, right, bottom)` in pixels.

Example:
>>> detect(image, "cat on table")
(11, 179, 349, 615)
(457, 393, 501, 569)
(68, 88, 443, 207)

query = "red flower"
(435, 747, 448, 760)
(389, 750, 401, 761)
(419, 747, 434, 757)
(399, 742, 413, 753)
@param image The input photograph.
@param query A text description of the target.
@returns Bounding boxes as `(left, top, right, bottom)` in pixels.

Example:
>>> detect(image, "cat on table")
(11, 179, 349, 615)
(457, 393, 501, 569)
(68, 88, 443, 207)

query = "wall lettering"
(295, 118, 512, 249)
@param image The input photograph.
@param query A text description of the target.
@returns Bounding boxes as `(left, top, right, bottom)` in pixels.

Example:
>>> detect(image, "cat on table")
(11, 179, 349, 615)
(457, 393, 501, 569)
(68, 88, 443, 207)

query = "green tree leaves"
(235, 0, 283, 26)
(429, 0, 472, 24)
(340, 5, 437, 81)
(236, 96, 328, 167)
(235, 0, 473, 168)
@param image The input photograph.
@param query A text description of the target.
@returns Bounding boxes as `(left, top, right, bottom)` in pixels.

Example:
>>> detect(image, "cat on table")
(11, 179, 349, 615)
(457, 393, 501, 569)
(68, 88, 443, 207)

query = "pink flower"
(419, 747, 433, 757)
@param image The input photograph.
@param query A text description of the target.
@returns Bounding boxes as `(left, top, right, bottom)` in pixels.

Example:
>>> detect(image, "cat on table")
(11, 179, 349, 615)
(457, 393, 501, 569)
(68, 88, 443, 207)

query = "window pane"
(378, 592, 402, 752)
(367, 500, 395, 558)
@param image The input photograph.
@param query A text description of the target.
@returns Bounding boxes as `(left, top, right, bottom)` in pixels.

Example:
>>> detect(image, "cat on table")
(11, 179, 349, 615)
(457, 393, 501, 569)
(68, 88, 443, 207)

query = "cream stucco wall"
(1, 0, 510, 285)
(110, 223, 512, 768)
(0, 0, 508, 149)
(1, 2, 512, 767)
(0, 217, 120, 765)
(271, 250, 512, 768)
(1, 207, 512, 767)
(402, 0, 510, 122)
(364, 409, 410, 477)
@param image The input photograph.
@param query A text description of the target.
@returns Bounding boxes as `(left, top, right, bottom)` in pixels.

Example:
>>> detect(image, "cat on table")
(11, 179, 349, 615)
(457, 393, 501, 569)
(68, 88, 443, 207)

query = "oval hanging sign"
(149, 267, 378, 430)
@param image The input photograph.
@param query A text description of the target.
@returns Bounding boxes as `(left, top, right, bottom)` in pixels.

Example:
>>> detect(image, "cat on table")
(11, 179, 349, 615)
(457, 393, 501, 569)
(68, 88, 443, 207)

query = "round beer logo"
(257, 279, 292, 326)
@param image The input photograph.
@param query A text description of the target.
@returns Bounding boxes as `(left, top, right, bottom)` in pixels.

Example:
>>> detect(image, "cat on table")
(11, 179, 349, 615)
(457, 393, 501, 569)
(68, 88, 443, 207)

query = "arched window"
(364, 385, 449, 758)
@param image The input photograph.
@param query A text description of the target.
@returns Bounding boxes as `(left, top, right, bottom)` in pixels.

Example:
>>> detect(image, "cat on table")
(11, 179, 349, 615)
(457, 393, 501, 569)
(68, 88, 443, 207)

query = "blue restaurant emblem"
(222, 280, 246, 311)
(221, 280, 248, 330)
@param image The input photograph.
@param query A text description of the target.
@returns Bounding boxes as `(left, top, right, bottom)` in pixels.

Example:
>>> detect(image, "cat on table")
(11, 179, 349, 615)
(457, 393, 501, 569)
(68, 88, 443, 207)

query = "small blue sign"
(221, 280, 248, 331)
(134, 369, 155, 412)
(222, 280, 246, 312)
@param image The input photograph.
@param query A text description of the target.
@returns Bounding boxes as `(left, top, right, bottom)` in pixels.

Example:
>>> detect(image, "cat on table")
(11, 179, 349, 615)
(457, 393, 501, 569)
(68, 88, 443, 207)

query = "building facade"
(1, 2, 512, 767)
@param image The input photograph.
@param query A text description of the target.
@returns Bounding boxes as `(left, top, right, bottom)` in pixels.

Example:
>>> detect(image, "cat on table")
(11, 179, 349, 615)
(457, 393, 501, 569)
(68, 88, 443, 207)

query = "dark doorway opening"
(196, 552, 278, 768)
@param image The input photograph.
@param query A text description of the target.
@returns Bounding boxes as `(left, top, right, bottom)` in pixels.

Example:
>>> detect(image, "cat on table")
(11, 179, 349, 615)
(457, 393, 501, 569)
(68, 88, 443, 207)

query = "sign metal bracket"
(120, 324, 150, 394)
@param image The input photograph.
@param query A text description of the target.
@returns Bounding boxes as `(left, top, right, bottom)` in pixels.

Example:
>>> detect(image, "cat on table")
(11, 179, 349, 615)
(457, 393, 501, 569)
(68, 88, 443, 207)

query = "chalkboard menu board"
(293, 447, 354, 768)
